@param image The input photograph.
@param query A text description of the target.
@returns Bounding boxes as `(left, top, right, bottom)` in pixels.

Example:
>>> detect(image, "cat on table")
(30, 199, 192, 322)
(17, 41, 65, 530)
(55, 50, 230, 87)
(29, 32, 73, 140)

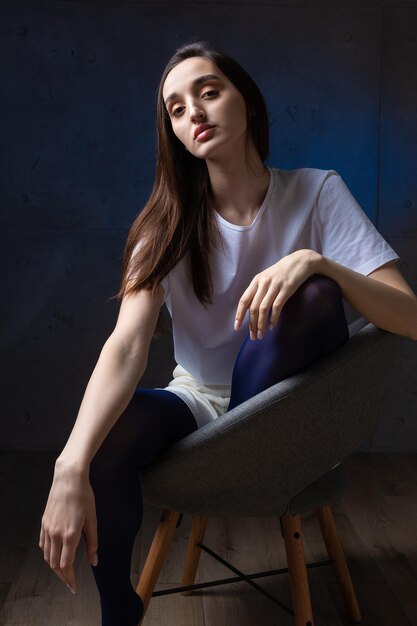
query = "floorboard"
(0, 451, 416, 625)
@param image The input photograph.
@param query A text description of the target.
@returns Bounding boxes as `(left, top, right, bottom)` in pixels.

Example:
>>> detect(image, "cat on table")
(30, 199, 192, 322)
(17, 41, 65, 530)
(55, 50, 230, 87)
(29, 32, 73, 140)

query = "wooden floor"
(0, 451, 417, 626)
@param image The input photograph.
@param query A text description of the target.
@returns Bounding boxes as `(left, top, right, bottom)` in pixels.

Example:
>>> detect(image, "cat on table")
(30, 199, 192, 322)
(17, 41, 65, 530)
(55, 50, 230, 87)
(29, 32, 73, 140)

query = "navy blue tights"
(228, 274, 349, 409)
(88, 389, 198, 626)
(88, 274, 349, 625)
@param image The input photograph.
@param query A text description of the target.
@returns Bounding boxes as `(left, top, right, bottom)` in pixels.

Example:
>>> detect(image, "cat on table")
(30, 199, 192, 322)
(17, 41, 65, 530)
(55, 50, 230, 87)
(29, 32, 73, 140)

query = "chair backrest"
(141, 324, 398, 517)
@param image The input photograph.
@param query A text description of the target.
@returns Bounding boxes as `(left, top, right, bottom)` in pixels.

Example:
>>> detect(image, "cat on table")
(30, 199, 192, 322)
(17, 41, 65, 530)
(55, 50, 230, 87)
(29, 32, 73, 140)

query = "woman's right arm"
(39, 284, 165, 593)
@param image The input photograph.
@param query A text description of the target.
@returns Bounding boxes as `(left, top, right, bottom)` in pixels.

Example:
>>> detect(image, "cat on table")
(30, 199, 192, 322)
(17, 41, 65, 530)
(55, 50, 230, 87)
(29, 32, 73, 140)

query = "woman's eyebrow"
(165, 74, 222, 106)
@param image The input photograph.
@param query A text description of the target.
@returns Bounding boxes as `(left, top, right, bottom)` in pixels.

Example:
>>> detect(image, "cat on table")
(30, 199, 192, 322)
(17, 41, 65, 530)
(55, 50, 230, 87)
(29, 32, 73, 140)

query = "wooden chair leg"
(181, 515, 209, 595)
(316, 504, 362, 622)
(136, 509, 181, 625)
(281, 514, 315, 626)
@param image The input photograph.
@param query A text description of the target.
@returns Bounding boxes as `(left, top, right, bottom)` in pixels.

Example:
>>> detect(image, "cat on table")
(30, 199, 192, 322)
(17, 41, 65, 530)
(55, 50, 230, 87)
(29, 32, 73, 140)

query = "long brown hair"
(117, 41, 270, 334)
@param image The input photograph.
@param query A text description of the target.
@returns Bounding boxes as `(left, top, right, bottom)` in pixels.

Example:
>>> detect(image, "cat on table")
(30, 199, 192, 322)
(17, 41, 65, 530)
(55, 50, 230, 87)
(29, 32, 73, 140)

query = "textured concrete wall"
(1, 1, 416, 450)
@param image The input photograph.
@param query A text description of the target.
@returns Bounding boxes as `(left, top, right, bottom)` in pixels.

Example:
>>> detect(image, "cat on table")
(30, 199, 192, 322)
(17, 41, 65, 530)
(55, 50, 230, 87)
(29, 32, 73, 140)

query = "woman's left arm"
(234, 249, 417, 341)
(316, 255, 417, 340)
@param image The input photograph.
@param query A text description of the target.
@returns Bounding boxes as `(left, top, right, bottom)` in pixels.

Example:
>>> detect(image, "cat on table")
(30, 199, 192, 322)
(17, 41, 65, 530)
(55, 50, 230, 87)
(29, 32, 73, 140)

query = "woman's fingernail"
(234, 319, 240, 331)
(66, 584, 76, 594)
(91, 553, 98, 566)
(257, 330, 263, 340)
(250, 330, 255, 341)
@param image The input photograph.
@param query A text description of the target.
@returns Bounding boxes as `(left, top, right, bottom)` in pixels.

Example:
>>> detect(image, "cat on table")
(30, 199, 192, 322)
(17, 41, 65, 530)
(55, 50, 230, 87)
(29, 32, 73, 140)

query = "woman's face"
(162, 56, 249, 162)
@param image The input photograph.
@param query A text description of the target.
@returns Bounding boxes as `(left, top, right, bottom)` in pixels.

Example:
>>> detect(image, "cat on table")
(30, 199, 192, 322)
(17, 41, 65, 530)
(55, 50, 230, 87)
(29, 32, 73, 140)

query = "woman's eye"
(172, 106, 185, 117)
(202, 89, 219, 98)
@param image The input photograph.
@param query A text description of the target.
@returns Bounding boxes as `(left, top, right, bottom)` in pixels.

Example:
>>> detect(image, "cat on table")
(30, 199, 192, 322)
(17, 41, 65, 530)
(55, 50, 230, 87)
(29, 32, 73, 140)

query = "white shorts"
(160, 364, 231, 429)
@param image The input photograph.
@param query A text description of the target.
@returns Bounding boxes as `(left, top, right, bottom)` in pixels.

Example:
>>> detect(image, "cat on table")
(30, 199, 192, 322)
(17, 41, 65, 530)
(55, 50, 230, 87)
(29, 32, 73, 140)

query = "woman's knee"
(296, 274, 341, 304)
(285, 274, 342, 316)
(89, 399, 141, 481)
(90, 389, 197, 484)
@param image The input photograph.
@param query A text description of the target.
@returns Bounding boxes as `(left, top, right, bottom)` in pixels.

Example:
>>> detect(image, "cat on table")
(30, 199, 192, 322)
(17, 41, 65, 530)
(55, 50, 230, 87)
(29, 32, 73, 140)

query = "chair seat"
(287, 464, 347, 515)
(141, 323, 397, 517)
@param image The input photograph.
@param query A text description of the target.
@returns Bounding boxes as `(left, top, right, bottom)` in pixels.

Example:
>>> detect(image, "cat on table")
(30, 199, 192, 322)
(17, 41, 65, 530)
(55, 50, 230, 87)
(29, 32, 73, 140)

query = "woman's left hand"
(234, 249, 321, 340)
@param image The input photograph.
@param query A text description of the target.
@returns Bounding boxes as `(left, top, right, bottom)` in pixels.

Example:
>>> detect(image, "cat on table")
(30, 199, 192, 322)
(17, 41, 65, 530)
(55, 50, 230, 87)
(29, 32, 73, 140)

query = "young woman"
(39, 41, 417, 626)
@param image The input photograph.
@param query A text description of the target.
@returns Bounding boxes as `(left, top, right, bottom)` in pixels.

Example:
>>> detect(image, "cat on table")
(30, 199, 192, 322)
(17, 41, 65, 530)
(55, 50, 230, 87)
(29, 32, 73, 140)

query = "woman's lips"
(194, 125, 216, 142)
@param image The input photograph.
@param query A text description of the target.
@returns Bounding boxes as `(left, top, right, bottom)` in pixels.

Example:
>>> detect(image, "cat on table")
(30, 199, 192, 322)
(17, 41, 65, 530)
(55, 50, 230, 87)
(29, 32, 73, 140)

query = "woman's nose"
(190, 104, 206, 122)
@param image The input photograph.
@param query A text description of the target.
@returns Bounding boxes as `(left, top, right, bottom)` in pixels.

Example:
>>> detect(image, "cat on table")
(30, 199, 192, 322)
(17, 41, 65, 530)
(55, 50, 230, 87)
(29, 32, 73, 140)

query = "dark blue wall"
(1, 1, 416, 450)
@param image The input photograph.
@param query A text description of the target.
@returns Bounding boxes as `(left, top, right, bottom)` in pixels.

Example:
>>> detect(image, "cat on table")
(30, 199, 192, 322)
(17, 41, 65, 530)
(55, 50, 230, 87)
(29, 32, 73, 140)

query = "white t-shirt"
(158, 167, 399, 428)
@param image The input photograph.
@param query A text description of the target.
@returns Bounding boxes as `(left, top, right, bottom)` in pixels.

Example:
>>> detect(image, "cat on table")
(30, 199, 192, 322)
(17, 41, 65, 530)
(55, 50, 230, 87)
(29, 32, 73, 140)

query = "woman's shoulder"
(269, 164, 339, 182)
(268, 165, 341, 202)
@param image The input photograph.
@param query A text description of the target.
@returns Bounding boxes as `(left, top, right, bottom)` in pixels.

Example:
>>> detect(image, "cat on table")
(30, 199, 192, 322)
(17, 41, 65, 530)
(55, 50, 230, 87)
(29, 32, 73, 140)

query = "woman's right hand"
(39, 461, 98, 594)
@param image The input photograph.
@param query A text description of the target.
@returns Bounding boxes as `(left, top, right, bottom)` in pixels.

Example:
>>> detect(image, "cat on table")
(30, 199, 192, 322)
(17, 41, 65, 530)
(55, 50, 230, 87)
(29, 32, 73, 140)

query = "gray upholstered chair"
(136, 321, 397, 625)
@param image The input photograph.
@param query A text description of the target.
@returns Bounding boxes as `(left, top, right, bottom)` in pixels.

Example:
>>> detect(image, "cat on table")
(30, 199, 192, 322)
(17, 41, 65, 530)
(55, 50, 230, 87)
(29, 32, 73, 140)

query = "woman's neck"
(206, 151, 270, 227)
